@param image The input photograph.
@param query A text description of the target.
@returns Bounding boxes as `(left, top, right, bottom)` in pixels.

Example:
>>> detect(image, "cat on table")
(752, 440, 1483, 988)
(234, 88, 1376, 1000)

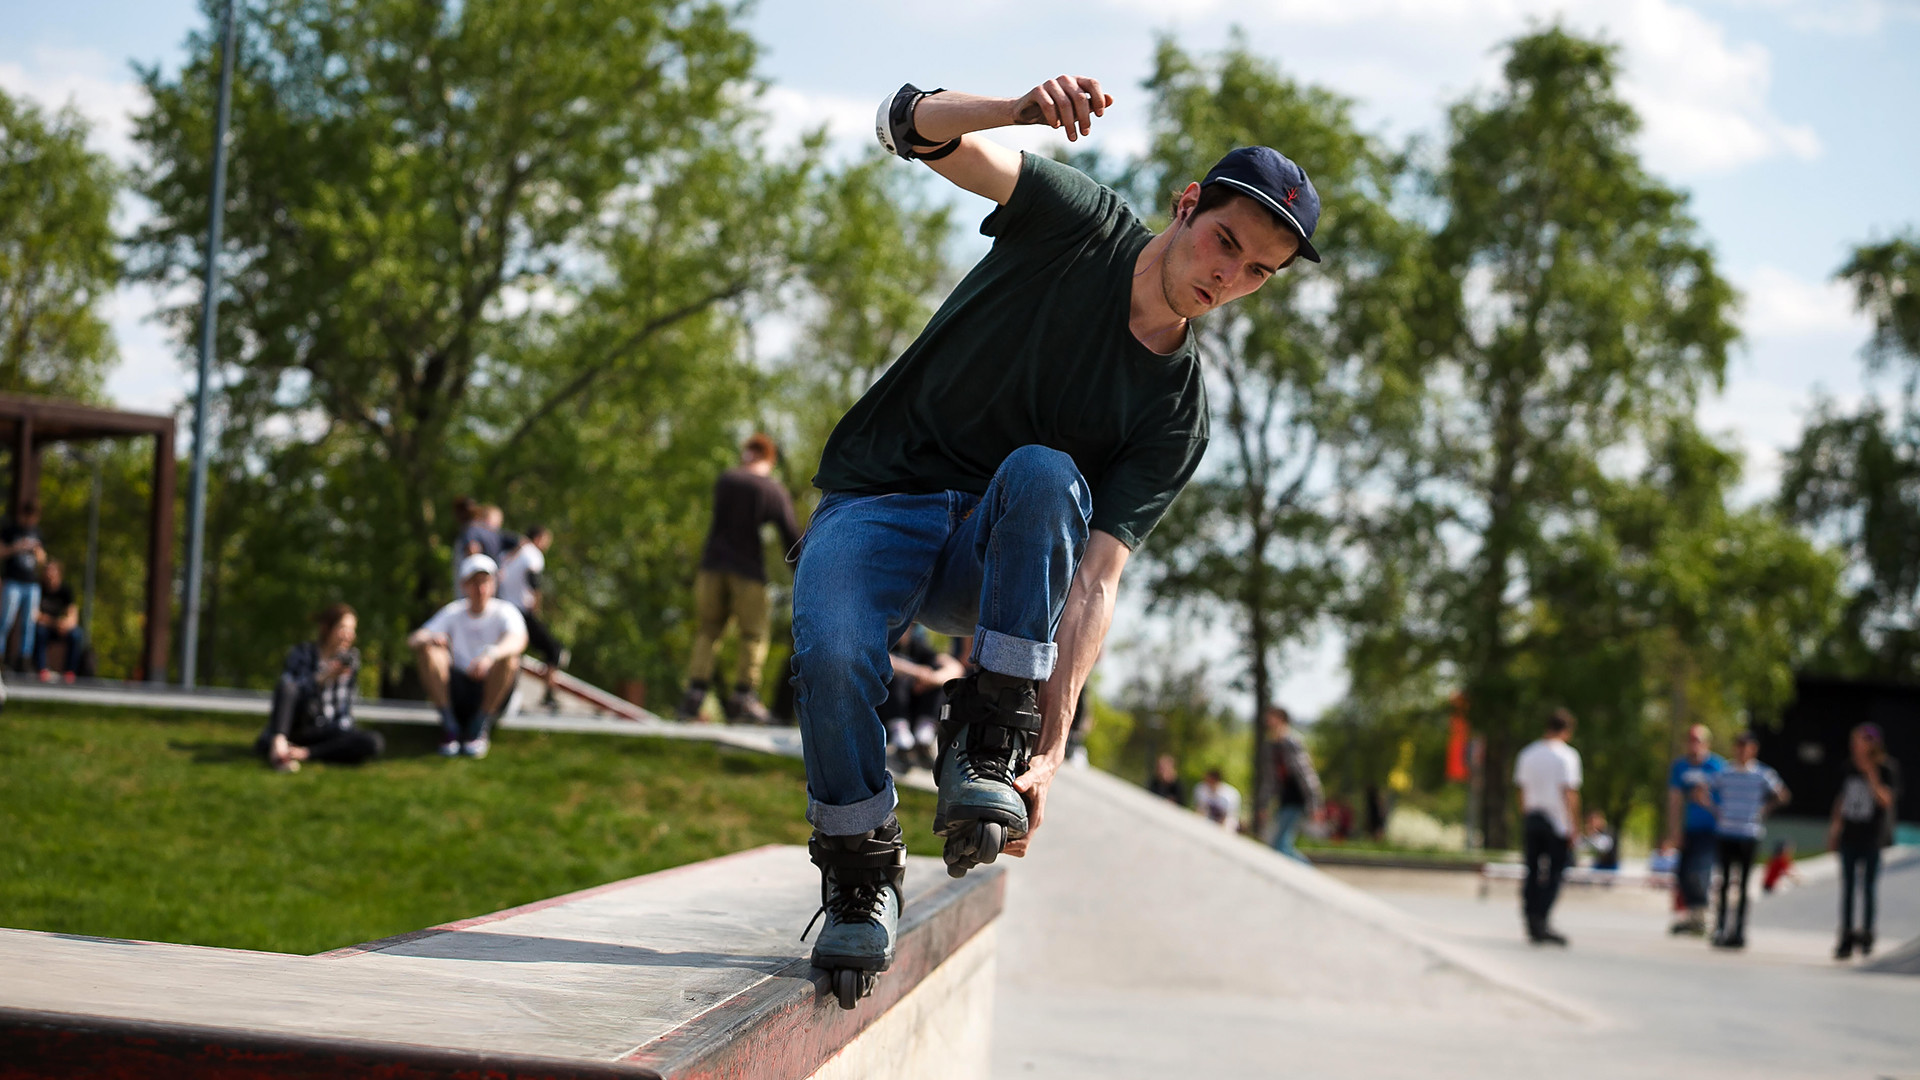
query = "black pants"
(879, 675, 945, 725)
(446, 669, 493, 741)
(257, 677, 383, 764)
(1840, 843, 1882, 939)
(1714, 835, 1757, 939)
(1521, 811, 1569, 931)
(517, 605, 565, 667)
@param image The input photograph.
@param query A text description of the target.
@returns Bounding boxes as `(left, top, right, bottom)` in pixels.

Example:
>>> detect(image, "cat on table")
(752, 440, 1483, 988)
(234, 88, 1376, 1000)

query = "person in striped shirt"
(1692, 731, 1789, 949)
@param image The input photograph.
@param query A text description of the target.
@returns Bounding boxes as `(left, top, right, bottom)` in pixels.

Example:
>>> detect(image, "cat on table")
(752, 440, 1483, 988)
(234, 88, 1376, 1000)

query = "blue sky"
(4, 0, 1917, 711)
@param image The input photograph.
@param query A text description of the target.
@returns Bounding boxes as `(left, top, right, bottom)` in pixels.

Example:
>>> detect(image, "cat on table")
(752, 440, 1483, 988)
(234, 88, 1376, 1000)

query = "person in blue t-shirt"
(1664, 724, 1725, 935)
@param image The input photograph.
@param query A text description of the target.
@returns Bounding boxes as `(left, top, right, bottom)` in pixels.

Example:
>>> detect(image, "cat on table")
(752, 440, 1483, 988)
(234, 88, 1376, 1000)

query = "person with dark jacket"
(1831, 723, 1902, 959)
(678, 434, 801, 724)
(1259, 706, 1324, 863)
(256, 604, 383, 771)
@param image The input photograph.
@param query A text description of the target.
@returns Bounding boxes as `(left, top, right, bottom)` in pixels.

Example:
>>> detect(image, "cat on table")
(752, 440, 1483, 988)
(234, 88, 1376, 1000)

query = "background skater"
(680, 433, 801, 724)
(792, 73, 1320, 1008)
(1514, 709, 1582, 946)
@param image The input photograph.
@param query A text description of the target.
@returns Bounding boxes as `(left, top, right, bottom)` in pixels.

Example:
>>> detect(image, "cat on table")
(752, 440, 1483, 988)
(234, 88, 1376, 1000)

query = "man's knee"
(1000, 444, 1084, 491)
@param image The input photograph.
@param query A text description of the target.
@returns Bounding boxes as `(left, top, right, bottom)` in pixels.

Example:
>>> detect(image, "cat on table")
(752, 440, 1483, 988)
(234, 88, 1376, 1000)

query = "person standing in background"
(1260, 706, 1324, 863)
(1698, 731, 1788, 950)
(1831, 723, 1901, 959)
(498, 526, 568, 706)
(449, 496, 502, 598)
(1514, 708, 1582, 946)
(1665, 724, 1724, 936)
(0, 499, 45, 668)
(678, 434, 801, 724)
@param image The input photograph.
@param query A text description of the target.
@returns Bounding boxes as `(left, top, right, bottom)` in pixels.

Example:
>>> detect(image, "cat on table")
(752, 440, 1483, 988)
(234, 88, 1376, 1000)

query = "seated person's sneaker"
(461, 737, 490, 759)
(437, 739, 461, 757)
(36, 669, 53, 683)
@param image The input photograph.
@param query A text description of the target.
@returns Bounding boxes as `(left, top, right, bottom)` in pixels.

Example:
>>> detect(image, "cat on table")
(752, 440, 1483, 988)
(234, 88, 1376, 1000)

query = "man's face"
(1734, 740, 1757, 765)
(43, 564, 61, 588)
(463, 572, 495, 606)
(1161, 186, 1300, 320)
(1686, 729, 1709, 762)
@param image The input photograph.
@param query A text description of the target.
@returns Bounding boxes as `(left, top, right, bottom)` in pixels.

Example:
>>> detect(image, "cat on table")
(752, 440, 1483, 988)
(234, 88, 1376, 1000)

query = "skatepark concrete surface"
(991, 766, 1920, 1080)
(1, 845, 1002, 1079)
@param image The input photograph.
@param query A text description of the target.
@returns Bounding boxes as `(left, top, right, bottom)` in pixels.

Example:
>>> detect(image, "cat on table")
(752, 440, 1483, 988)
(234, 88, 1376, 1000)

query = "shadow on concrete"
(376, 930, 799, 973)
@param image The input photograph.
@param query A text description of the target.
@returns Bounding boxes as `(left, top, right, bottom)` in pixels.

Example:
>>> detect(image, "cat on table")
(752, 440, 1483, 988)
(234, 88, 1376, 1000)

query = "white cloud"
(759, 84, 875, 158)
(0, 44, 145, 165)
(1738, 264, 1863, 338)
(1090, 0, 1819, 177)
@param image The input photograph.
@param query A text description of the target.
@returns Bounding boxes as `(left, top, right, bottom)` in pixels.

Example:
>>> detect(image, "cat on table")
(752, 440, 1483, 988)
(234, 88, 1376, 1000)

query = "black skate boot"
(933, 670, 1041, 879)
(675, 680, 708, 721)
(804, 816, 907, 1010)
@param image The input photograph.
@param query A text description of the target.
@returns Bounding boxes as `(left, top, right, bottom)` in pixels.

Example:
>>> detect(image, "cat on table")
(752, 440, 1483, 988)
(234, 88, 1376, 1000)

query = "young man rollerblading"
(793, 74, 1322, 1007)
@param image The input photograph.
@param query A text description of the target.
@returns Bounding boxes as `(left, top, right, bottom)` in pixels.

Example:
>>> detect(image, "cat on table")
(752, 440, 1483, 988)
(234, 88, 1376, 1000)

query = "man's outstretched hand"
(1013, 76, 1112, 141)
(1004, 751, 1064, 857)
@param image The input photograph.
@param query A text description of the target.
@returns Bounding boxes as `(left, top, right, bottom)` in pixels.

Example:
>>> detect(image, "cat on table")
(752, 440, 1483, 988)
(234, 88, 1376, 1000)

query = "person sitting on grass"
(32, 559, 86, 683)
(256, 603, 383, 772)
(410, 554, 527, 759)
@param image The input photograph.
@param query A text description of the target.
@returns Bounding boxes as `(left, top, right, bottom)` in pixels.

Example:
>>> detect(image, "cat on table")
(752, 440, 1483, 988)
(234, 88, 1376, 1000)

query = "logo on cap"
(1282, 186, 1301, 206)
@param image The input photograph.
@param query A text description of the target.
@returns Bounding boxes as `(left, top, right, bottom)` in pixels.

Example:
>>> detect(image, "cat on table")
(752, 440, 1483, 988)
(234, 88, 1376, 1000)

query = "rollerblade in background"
(675, 680, 708, 721)
(934, 669, 1041, 878)
(805, 816, 907, 1010)
(723, 684, 772, 725)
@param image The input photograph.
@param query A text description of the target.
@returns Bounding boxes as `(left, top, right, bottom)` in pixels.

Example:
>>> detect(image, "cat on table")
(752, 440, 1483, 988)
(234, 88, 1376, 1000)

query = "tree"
(132, 0, 796, 686)
(1130, 36, 1428, 810)
(1371, 29, 1739, 846)
(1780, 236, 1920, 679)
(0, 88, 119, 400)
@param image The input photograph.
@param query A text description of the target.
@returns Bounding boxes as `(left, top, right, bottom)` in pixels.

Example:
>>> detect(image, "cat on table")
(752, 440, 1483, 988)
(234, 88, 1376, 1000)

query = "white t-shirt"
(1194, 781, 1243, 830)
(1513, 738, 1583, 837)
(421, 598, 527, 671)
(497, 545, 545, 610)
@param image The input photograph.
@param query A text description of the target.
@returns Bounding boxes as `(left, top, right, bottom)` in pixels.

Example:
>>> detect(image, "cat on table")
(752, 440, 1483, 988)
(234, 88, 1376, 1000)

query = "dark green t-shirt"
(812, 153, 1209, 549)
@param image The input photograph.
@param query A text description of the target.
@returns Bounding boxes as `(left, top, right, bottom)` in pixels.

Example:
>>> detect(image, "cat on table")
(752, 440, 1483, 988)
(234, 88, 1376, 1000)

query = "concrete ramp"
(0, 846, 1001, 1079)
(994, 767, 1586, 1078)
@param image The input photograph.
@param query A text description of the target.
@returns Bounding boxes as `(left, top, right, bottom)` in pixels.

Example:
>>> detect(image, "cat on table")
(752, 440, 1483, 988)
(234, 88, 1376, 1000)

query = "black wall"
(1766, 675, 1917, 824)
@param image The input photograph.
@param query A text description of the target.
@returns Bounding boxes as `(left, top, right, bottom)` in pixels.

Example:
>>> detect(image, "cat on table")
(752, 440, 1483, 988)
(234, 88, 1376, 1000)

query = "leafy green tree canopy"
(0, 87, 120, 400)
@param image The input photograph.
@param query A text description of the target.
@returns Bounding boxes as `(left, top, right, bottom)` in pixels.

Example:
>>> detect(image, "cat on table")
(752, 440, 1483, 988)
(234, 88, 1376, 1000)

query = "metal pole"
(82, 449, 101, 633)
(182, 0, 238, 689)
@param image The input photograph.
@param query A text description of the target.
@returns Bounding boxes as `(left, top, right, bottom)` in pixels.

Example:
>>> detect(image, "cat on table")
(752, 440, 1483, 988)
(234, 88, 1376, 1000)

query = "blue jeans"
(1679, 828, 1717, 911)
(32, 624, 86, 674)
(0, 581, 40, 664)
(1270, 806, 1310, 863)
(791, 445, 1092, 835)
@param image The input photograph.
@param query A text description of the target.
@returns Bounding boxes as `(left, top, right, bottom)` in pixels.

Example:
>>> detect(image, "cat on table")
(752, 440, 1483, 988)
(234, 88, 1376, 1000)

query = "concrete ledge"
(0, 846, 1002, 1079)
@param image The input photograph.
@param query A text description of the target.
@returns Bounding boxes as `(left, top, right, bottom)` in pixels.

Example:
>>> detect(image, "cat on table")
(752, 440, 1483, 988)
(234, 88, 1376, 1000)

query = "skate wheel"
(975, 821, 1006, 864)
(833, 968, 861, 1010)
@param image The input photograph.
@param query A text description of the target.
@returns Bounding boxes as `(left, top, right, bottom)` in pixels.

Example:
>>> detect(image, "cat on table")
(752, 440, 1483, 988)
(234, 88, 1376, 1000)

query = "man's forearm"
(911, 92, 1024, 145)
(1037, 575, 1115, 765)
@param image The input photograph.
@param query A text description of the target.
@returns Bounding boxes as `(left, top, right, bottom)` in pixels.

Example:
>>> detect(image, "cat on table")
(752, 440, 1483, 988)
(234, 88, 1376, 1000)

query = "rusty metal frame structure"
(0, 394, 175, 682)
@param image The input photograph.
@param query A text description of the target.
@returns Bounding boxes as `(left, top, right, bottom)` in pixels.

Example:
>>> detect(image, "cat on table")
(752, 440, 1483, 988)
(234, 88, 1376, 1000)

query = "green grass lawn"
(0, 702, 939, 955)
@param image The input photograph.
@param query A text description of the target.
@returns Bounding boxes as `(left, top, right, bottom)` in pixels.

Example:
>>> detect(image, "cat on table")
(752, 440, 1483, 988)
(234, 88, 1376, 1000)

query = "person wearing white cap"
(408, 553, 527, 758)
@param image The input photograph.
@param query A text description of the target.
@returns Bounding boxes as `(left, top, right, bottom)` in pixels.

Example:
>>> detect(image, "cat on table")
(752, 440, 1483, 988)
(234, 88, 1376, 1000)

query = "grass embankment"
(0, 702, 939, 955)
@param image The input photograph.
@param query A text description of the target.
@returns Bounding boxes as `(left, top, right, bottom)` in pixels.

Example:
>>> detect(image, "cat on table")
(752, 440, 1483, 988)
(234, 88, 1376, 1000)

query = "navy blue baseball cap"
(1201, 147, 1321, 263)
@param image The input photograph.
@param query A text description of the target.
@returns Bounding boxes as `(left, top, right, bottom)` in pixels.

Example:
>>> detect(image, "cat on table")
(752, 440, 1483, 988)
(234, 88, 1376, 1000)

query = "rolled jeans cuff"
(808, 773, 899, 835)
(974, 627, 1056, 681)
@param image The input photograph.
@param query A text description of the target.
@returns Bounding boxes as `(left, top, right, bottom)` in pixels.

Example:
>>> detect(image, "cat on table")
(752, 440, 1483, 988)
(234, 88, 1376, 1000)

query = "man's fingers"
(1035, 81, 1063, 129)
(1079, 77, 1108, 117)
(1060, 74, 1092, 135)
(1047, 80, 1079, 139)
